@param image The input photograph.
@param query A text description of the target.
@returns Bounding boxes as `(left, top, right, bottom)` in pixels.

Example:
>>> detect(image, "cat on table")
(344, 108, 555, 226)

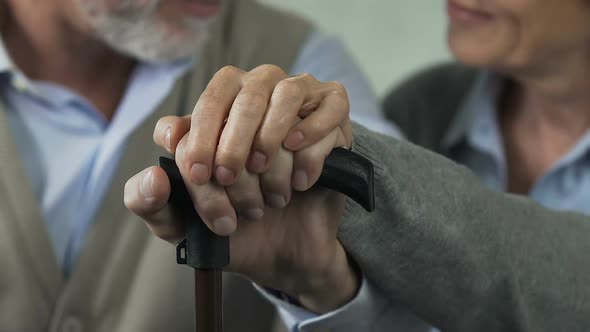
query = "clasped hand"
(124, 64, 359, 313)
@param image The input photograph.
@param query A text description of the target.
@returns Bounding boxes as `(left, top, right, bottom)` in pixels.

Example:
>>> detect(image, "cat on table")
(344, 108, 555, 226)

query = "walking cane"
(159, 147, 375, 332)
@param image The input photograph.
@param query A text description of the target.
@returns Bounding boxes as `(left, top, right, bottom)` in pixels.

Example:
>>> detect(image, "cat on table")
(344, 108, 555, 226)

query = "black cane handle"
(317, 147, 375, 213)
(158, 156, 229, 269)
(159, 147, 375, 270)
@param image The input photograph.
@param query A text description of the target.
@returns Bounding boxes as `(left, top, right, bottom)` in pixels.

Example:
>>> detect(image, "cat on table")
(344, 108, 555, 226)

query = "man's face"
(75, 0, 223, 62)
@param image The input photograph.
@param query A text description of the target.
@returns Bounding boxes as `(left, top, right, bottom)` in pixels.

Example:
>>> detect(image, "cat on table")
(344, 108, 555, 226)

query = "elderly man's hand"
(124, 65, 359, 312)
(124, 148, 358, 313)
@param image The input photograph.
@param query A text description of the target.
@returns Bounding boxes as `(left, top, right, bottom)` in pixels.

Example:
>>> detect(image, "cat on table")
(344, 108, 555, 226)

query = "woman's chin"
(448, 36, 502, 69)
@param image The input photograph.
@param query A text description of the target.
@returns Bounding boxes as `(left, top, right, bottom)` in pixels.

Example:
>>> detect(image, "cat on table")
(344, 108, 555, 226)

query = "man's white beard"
(80, 0, 216, 63)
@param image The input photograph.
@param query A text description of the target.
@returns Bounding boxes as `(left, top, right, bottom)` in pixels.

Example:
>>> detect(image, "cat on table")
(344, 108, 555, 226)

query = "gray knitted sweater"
(339, 64, 590, 332)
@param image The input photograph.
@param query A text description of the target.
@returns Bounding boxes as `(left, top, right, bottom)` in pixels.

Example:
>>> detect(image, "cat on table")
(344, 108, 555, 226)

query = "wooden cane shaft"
(195, 269, 223, 332)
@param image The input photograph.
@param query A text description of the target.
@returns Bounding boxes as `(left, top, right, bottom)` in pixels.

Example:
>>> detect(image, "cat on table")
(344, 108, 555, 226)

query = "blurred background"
(262, 0, 452, 96)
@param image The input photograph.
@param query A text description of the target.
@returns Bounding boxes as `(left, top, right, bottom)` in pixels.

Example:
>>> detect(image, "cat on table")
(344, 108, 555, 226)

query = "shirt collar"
(440, 71, 503, 152)
(440, 70, 590, 169)
(0, 37, 14, 73)
(0, 36, 39, 94)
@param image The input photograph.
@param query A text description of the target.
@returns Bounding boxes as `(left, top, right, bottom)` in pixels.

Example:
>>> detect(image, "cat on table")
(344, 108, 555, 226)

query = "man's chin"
(92, 14, 215, 63)
(115, 34, 210, 64)
(177, 0, 223, 19)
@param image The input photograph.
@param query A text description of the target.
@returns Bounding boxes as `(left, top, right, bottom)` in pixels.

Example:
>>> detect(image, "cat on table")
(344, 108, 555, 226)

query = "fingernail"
(141, 169, 155, 199)
(215, 166, 235, 185)
(190, 163, 209, 184)
(249, 151, 267, 172)
(213, 216, 236, 235)
(165, 127, 172, 150)
(244, 208, 264, 220)
(293, 170, 309, 190)
(267, 193, 287, 208)
(284, 131, 304, 149)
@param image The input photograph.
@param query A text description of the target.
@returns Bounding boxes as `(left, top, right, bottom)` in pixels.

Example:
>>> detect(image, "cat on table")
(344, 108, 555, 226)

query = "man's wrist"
(295, 243, 361, 313)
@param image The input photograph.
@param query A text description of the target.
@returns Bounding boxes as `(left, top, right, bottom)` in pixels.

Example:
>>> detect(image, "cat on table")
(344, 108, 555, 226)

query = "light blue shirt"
(1, 54, 192, 275)
(269, 72, 590, 332)
(444, 73, 590, 215)
(0, 31, 393, 278)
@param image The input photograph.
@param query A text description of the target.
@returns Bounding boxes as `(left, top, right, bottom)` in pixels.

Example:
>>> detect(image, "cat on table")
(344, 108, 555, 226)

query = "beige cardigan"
(0, 1, 311, 331)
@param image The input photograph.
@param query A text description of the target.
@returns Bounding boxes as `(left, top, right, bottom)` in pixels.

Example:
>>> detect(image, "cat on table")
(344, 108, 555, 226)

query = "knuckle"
(177, 139, 215, 165)
(296, 149, 323, 167)
(192, 104, 222, 124)
(297, 72, 317, 83)
(217, 146, 247, 166)
(327, 80, 347, 94)
(305, 118, 323, 132)
(253, 134, 277, 153)
(195, 93, 225, 116)
(174, 145, 189, 165)
(197, 196, 229, 219)
(233, 90, 269, 118)
(262, 172, 290, 191)
(274, 79, 304, 104)
(230, 191, 262, 208)
(189, 139, 217, 156)
(216, 65, 243, 79)
(255, 64, 285, 76)
(330, 93, 350, 115)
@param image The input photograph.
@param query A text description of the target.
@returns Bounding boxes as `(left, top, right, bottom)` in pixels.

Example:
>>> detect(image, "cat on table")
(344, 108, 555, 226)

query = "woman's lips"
(180, 0, 222, 18)
(447, 1, 493, 25)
